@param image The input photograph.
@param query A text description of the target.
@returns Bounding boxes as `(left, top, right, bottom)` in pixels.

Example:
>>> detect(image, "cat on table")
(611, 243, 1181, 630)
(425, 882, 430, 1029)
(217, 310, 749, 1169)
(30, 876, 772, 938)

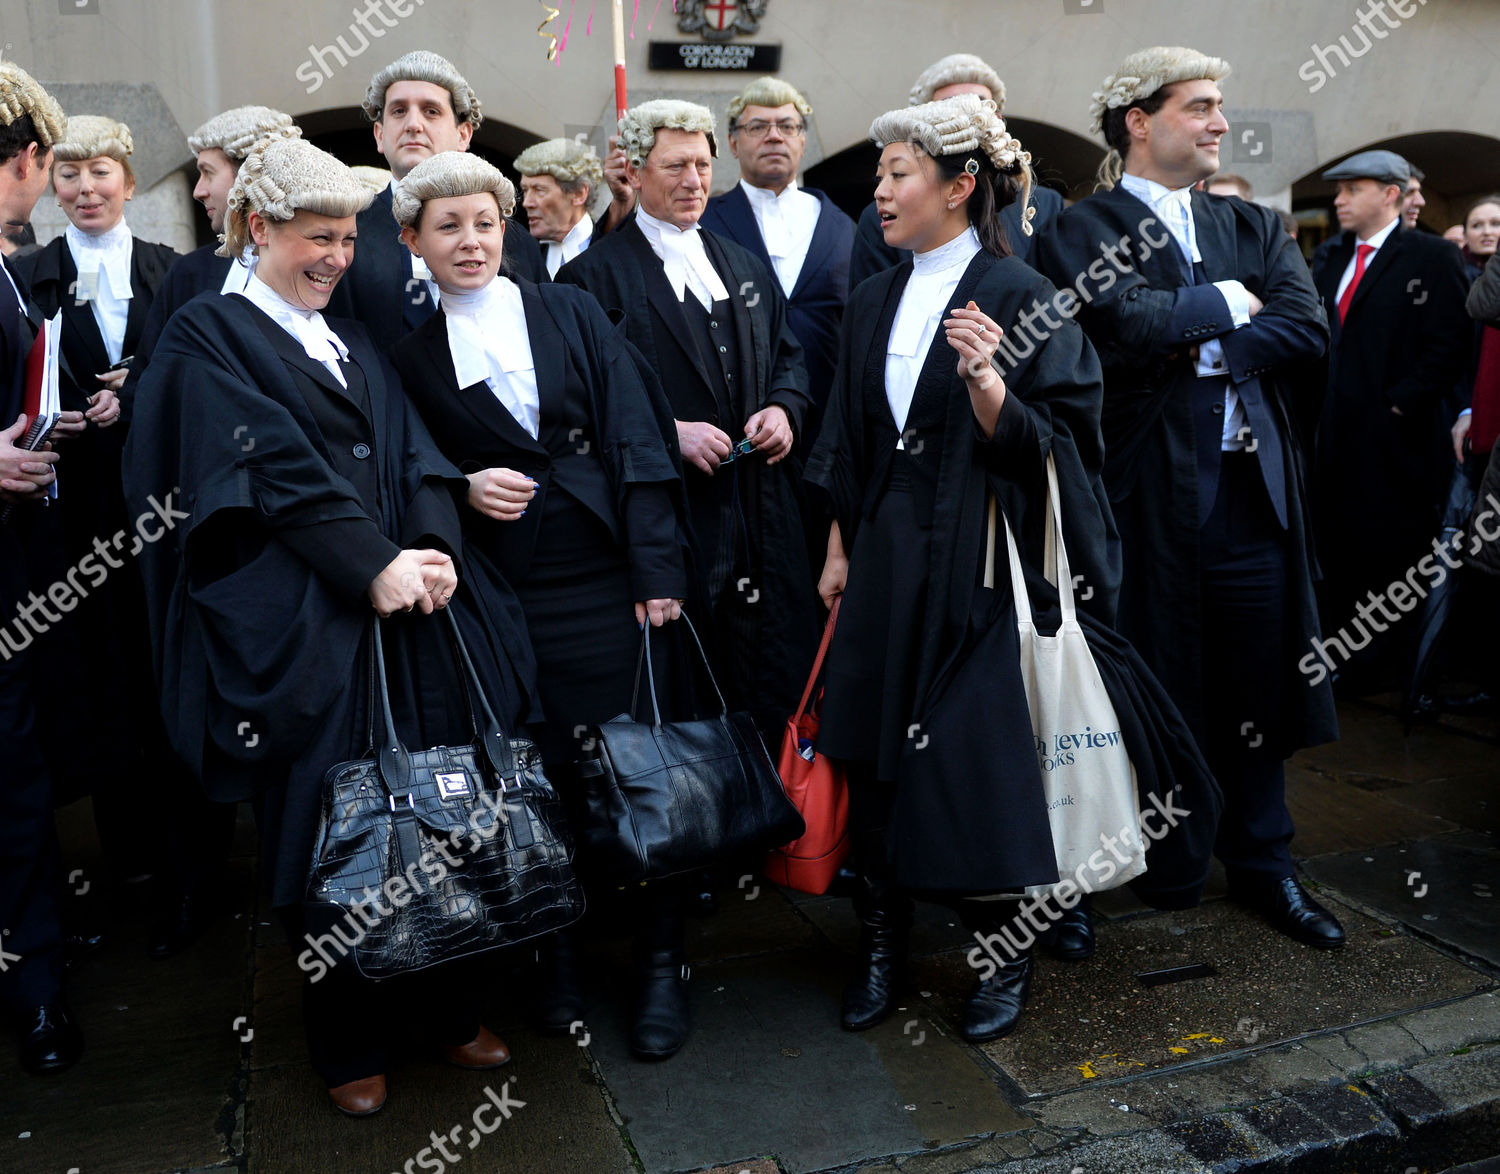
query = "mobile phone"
(105, 355, 133, 372)
(721, 437, 755, 464)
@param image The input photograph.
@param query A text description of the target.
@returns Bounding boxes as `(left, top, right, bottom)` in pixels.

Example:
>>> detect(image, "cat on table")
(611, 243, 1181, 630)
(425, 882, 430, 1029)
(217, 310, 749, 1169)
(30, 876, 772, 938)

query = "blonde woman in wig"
(125, 137, 538, 1116)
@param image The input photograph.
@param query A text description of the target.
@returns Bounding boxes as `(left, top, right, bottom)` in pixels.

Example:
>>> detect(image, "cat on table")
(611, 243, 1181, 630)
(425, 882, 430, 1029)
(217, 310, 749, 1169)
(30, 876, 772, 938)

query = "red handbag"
(765, 598, 850, 894)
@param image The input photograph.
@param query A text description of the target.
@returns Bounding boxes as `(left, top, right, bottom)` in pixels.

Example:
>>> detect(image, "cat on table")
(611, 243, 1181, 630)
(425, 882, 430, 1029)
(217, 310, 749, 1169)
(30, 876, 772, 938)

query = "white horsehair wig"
(390, 150, 516, 228)
(53, 114, 133, 163)
(0, 63, 66, 148)
(513, 136, 605, 214)
(726, 76, 811, 129)
(617, 99, 717, 169)
(187, 106, 299, 161)
(362, 50, 482, 131)
(870, 95, 1036, 236)
(908, 54, 1006, 109)
(1089, 45, 1230, 189)
(220, 136, 374, 257)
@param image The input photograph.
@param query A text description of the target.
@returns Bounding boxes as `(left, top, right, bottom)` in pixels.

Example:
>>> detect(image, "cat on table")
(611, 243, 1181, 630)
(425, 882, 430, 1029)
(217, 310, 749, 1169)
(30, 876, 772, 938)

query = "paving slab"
(1302, 831, 1500, 967)
(1293, 701, 1500, 787)
(0, 800, 254, 1174)
(916, 898, 1487, 1096)
(1284, 763, 1462, 855)
(586, 947, 1025, 1174)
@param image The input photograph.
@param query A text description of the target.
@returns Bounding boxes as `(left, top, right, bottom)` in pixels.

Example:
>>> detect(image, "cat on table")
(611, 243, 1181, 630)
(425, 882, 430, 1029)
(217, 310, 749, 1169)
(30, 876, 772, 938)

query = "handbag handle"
(366, 608, 520, 806)
(628, 610, 727, 729)
(791, 596, 841, 722)
(989, 452, 1077, 625)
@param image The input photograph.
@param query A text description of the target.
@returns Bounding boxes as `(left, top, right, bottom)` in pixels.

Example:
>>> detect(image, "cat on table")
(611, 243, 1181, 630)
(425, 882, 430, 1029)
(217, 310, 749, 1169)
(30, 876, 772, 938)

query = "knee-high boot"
(630, 884, 690, 1060)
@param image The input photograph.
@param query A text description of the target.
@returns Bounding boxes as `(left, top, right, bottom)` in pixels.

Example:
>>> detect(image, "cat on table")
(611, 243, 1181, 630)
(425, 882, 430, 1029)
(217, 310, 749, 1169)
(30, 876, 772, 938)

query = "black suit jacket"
(1308, 224, 1470, 567)
(123, 242, 236, 412)
(390, 278, 686, 599)
(1036, 184, 1334, 753)
(850, 184, 1063, 290)
(328, 185, 545, 350)
(17, 233, 178, 410)
(699, 183, 853, 434)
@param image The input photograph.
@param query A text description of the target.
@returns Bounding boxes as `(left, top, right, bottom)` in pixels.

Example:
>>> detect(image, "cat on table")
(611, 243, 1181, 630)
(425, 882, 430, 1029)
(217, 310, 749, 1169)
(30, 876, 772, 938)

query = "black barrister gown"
(556, 217, 819, 729)
(15, 232, 178, 800)
(1036, 186, 1337, 755)
(391, 277, 690, 762)
(805, 247, 1122, 892)
(123, 293, 538, 907)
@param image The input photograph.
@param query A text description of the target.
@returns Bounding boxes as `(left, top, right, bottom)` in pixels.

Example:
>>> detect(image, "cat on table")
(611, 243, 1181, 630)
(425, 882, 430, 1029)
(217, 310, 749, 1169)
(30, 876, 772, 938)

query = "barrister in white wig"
(124, 136, 538, 1117)
(514, 136, 607, 279)
(328, 49, 544, 346)
(700, 77, 855, 457)
(12, 115, 183, 913)
(124, 105, 301, 407)
(848, 53, 1065, 288)
(805, 94, 1122, 1044)
(388, 151, 696, 1059)
(556, 99, 819, 735)
(1034, 47, 1342, 952)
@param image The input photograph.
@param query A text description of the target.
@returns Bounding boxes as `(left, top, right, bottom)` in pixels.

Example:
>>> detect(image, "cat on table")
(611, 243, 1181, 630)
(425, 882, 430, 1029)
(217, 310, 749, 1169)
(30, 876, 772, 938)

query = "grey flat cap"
(1322, 149, 1410, 186)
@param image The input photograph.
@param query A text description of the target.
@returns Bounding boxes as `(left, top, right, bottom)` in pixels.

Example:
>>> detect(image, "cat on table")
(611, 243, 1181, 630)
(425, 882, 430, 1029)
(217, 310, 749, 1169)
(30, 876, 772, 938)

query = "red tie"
(1337, 243, 1375, 324)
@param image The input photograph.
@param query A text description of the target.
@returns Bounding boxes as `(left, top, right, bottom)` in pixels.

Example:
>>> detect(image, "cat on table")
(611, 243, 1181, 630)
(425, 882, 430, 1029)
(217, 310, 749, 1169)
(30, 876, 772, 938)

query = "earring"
(948, 201, 956, 209)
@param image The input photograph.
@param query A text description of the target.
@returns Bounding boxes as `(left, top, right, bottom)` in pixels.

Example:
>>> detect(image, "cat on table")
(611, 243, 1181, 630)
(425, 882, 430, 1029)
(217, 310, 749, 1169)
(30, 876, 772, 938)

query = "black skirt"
(818, 456, 932, 780)
(513, 489, 645, 763)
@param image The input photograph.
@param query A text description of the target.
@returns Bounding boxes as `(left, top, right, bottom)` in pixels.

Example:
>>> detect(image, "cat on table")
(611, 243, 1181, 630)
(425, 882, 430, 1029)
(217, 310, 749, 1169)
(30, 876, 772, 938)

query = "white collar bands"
(65, 219, 134, 300)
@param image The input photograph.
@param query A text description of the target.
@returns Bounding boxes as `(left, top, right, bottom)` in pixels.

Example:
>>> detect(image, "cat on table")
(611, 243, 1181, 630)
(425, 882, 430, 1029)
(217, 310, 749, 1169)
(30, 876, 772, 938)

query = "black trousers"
(277, 906, 482, 1088)
(1199, 451, 1296, 881)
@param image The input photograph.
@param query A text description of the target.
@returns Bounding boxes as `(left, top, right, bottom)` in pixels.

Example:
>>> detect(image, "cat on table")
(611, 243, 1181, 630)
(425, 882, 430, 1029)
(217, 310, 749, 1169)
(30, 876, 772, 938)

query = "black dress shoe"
(17, 1004, 83, 1074)
(960, 954, 1033, 1043)
(1038, 901, 1095, 961)
(841, 886, 912, 1032)
(148, 894, 213, 959)
(630, 950, 691, 1060)
(1231, 875, 1346, 950)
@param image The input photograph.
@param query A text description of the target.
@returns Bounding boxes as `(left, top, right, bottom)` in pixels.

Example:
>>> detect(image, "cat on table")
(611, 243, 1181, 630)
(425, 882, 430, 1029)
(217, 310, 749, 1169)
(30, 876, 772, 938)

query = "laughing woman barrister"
(124, 137, 538, 1116)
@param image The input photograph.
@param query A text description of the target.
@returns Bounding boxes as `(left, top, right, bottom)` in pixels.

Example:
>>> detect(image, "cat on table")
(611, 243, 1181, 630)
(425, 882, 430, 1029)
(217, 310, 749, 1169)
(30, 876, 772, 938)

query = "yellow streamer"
(538, 1, 561, 60)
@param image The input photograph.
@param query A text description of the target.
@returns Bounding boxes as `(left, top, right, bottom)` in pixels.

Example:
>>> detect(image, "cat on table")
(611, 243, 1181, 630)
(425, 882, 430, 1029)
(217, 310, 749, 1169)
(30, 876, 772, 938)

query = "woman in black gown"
(806, 95, 1118, 1043)
(15, 116, 187, 901)
(125, 137, 538, 1116)
(387, 152, 698, 1061)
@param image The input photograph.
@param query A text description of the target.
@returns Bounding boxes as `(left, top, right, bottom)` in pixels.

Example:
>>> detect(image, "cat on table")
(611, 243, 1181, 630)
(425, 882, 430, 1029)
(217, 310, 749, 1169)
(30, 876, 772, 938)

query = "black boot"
(1038, 895, 1095, 961)
(960, 952, 1033, 1043)
(630, 890, 690, 1060)
(840, 879, 912, 1032)
(533, 929, 587, 1035)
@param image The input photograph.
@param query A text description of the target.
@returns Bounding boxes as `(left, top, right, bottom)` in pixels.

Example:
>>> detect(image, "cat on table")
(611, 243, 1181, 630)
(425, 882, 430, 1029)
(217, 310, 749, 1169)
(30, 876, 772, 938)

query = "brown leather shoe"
(443, 1026, 511, 1070)
(328, 1074, 386, 1116)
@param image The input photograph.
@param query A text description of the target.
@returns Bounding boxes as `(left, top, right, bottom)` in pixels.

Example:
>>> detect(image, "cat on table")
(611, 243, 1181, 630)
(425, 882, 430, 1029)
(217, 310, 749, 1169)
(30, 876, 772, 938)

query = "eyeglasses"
(735, 120, 805, 139)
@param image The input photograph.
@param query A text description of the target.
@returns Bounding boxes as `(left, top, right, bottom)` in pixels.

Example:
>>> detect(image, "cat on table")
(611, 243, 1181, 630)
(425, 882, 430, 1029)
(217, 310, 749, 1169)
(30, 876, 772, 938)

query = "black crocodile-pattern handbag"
(304, 609, 583, 980)
(575, 612, 805, 883)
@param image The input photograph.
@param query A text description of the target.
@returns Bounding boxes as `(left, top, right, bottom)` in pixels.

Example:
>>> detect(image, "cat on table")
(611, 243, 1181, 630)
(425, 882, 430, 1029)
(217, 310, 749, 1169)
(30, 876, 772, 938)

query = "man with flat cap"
(848, 53, 1063, 289)
(329, 50, 544, 345)
(1308, 149, 1469, 681)
(1037, 46, 1343, 950)
(0, 62, 83, 1075)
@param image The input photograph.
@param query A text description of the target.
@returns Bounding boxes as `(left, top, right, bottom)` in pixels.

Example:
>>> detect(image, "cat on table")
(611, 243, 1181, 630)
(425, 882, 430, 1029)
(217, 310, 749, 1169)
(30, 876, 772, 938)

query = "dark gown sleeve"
(277, 517, 399, 603)
(623, 483, 688, 601)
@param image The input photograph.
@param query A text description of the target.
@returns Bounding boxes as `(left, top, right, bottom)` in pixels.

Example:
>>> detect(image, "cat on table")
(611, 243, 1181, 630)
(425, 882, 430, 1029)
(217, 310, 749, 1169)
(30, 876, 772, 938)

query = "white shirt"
(1119, 173, 1253, 450)
(240, 275, 350, 388)
(740, 178, 820, 298)
(219, 244, 259, 296)
(886, 226, 982, 447)
(1334, 214, 1400, 304)
(441, 277, 540, 438)
(635, 207, 731, 310)
(545, 213, 594, 279)
(65, 220, 134, 365)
